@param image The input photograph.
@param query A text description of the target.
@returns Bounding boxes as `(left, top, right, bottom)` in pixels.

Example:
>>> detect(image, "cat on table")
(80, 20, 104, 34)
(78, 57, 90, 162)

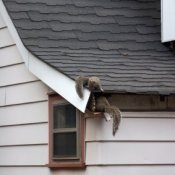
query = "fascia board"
(0, 0, 90, 113)
(28, 52, 90, 112)
(161, 0, 175, 42)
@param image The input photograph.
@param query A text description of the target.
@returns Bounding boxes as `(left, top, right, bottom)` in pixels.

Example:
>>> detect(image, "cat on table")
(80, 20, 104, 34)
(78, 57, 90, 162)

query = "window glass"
(53, 104, 76, 129)
(53, 132, 77, 158)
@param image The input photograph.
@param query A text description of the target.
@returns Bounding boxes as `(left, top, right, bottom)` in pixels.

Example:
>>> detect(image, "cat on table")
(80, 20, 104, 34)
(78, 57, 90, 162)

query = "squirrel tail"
(105, 105, 122, 136)
(112, 106, 122, 136)
(75, 76, 88, 98)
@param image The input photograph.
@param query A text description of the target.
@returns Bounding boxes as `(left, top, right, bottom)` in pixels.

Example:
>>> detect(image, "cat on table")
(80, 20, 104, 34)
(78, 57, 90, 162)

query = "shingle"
(18, 29, 77, 40)
(6, 0, 73, 5)
(96, 7, 160, 18)
(9, 12, 29, 19)
(24, 38, 98, 49)
(114, 16, 160, 26)
(6, 1, 96, 15)
(28, 11, 116, 25)
(3, 0, 175, 95)
(75, 31, 160, 42)
(50, 21, 137, 34)
(136, 25, 161, 34)
(14, 19, 50, 29)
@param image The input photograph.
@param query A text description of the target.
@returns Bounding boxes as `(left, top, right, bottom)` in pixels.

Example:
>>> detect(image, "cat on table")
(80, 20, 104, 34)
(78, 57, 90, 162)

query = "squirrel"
(87, 94, 121, 135)
(75, 76, 121, 135)
(75, 76, 103, 98)
(95, 95, 121, 135)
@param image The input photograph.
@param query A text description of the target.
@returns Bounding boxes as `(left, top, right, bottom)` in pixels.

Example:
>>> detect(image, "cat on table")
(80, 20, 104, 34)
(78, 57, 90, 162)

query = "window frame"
(48, 94, 85, 168)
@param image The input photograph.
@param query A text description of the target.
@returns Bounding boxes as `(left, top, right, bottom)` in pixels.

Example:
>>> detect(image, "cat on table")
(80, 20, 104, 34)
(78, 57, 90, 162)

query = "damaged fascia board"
(0, 0, 90, 113)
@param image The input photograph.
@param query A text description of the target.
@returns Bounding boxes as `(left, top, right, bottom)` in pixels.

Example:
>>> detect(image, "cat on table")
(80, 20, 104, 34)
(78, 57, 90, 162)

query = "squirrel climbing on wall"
(75, 76, 103, 99)
(95, 95, 121, 135)
(75, 76, 121, 135)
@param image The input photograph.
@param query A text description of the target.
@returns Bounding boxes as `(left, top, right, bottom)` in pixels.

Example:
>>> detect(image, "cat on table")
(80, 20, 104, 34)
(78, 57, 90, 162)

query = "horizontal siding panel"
(0, 145, 48, 165)
(0, 123, 48, 146)
(0, 81, 49, 106)
(123, 112, 175, 118)
(3, 166, 175, 175)
(86, 142, 175, 165)
(0, 28, 14, 48)
(85, 166, 175, 175)
(0, 102, 48, 126)
(51, 165, 175, 175)
(0, 13, 6, 28)
(86, 117, 175, 141)
(0, 88, 5, 106)
(51, 166, 175, 175)
(0, 167, 50, 175)
(0, 64, 38, 87)
(0, 45, 23, 67)
(1, 166, 175, 175)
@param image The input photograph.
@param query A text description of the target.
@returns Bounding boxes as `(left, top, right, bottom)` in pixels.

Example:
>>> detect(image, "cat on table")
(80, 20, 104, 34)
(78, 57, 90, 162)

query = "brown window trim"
(48, 93, 86, 169)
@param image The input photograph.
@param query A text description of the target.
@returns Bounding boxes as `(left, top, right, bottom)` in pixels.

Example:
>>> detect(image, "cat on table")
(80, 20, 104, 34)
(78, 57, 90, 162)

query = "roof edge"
(0, 0, 90, 112)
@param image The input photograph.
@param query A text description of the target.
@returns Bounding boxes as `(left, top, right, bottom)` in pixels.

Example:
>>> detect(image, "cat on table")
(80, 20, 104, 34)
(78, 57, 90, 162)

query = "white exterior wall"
(0, 13, 50, 175)
(1, 7, 175, 175)
(48, 112, 175, 175)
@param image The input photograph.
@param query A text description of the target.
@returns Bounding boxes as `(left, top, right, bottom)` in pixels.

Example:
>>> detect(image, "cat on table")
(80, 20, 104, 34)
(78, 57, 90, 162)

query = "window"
(48, 94, 85, 168)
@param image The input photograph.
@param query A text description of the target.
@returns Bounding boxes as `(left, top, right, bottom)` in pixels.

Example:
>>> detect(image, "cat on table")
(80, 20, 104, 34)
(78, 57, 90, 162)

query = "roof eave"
(0, 0, 90, 113)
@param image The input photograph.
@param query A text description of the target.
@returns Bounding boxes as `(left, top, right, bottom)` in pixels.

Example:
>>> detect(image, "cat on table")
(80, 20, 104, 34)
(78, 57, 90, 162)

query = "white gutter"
(0, 0, 90, 113)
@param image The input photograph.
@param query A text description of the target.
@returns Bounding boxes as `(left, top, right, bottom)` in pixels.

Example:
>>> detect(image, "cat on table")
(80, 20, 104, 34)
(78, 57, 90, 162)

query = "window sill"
(84, 109, 104, 118)
(48, 161, 86, 169)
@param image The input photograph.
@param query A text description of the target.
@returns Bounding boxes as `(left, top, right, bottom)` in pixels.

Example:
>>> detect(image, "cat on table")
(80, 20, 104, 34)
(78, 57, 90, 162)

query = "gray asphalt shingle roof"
(3, 0, 175, 94)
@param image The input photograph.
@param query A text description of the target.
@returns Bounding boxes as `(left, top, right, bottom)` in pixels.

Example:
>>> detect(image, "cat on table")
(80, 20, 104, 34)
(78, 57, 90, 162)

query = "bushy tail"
(75, 77, 83, 98)
(75, 76, 88, 98)
(105, 106, 122, 136)
(112, 106, 122, 136)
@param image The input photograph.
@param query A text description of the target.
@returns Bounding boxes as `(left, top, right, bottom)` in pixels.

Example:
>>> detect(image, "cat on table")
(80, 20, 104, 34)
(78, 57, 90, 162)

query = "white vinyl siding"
(0, 45, 23, 67)
(0, 64, 38, 87)
(0, 28, 14, 48)
(0, 88, 5, 106)
(84, 112, 175, 174)
(2, 81, 48, 106)
(0, 102, 48, 126)
(86, 142, 175, 165)
(0, 167, 50, 175)
(1, 166, 175, 175)
(0, 123, 48, 146)
(0, 145, 48, 166)
(0, 12, 50, 174)
(86, 114, 175, 141)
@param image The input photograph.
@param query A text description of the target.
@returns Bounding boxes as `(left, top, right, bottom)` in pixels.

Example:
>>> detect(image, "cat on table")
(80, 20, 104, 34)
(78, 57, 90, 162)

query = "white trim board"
(0, 0, 90, 112)
(161, 0, 175, 42)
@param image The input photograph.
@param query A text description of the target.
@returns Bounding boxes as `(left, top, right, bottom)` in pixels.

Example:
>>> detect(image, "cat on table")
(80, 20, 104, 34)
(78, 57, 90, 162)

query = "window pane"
(53, 132, 77, 158)
(53, 104, 76, 129)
